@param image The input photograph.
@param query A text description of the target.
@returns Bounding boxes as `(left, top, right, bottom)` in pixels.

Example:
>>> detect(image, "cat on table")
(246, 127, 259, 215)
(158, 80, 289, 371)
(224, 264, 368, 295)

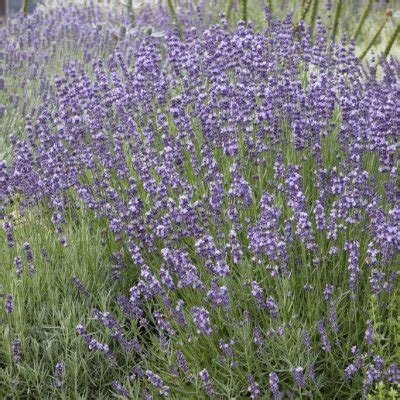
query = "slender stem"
(332, 0, 342, 41)
(300, 0, 312, 21)
(353, 0, 372, 41)
(22, 0, 28, 16)
(126, 0, 134, 23)
(359, 16, 388, 60)
(226, 0, 234, 21)
(382, 23, 400, 59)
(266, 0, 273, 14)
(167, 0, 178, 21)
(309, 0, 318, 37)
(167, 0, 182, 38)
(240, 0, 248, 25)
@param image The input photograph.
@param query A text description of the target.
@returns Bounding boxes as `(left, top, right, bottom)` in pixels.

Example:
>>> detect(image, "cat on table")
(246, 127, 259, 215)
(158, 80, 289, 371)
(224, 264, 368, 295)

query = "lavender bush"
(0, 3, 399, 400)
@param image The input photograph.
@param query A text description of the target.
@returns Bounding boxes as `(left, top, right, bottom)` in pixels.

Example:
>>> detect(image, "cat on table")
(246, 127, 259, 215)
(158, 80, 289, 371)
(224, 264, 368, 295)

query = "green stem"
(353, 0, 372, 41)
(126, 0, 134, 23)
(300, 0, 312, 21)
(332, 0, 342, 41)
(226, 0, 234, 21)
(22, 0, 28, 16)
(266, 0, 273, 14)
(167, 0, 178, 21)
(382, 23, 400, 59)
(359, 16, 388, 60)
(240, 0, 248, 25)
(309, 0, 318, 37)
(167, 0, 182, 38)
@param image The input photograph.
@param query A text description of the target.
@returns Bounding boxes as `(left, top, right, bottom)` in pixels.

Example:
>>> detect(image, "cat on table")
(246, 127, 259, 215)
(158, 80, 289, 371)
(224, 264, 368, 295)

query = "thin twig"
(382, 23, 399, 59)
(309, 0, 318, 38)
(22, 0, 29, 17)
(300, 0, 313, 21)
(167, 0, 183, 38)
(359, 16, 388, 60)
(226, 0, 234, 21)
(240, 0, 248, 25)
(332, 0, 342, 41)
(353, 0, 373, 41)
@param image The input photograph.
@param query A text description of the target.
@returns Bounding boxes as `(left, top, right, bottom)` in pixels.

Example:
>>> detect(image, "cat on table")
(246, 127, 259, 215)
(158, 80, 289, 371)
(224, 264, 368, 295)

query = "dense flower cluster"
(1, 4, 399, 399)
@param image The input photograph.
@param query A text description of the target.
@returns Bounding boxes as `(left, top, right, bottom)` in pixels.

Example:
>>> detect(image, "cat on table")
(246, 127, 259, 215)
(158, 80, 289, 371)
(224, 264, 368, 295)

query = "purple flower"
(12, 337, 21, 362)
(387, 364, 399, 383)
(55, 362, 64, 388)
(207, 278, 230, 309)
(292, 367, 306, 388)
(265, 296, 279, 318)
(5, 294, 13, 315)
(93, 308, 121, 330)
(76, 324, 116, 366)
(111, 381, 130, 398)
(192, 307, 212, 336)
(364, 363, 380, 387)
(313, 200, 326, 230)
(71, 276, 90, 297)
(248, 192, 287, 268)
(1, 6, 399, 399)
(317, 320, 331, 351)
(344, 240, 360, 300)
(269, 372, 283, 400)
(199, 368, 212, 396)
(145, 370, 169, 397)
(253, 327, 264, 346)
(364, 320, 374, 346)
(13, 256, 23, 277)
(328, 304, 339, 334)
(153, 310, 175, 336)
(3, 221, 14, 247)
(229, 163, 253, 206)
(176, 350, 189, 373)
(323, 284, 334, 301)
(250, 281, 265, 308)
(23, 242, 33, 263)
(247, 374, 261, 398)
(344, 363, 357, 381)
(219, 339, 234, 358)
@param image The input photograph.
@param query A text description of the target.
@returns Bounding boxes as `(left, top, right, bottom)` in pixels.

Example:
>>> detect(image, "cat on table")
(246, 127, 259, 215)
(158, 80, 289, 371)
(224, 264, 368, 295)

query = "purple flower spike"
(192, 307, 212, 336)
(269, 372, 283, 400)
(247, 374, 261, 398)
(199, 368, 212, 396)
(55, 362, 64, 388)
(12, 337, 21, 363)
(5, 294, 14, 315)
(292, 367, 306, 388)
(111, 381, 130, 398)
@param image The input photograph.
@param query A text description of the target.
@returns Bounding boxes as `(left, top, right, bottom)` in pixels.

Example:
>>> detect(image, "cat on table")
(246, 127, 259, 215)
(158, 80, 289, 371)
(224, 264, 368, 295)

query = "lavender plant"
(0, 4, 399, 400)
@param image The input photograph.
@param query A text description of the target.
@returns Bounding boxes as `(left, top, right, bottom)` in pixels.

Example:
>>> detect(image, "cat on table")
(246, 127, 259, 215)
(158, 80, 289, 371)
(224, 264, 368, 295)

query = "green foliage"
(0, 1, 399, 398)
(367, 382, 400, 400)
